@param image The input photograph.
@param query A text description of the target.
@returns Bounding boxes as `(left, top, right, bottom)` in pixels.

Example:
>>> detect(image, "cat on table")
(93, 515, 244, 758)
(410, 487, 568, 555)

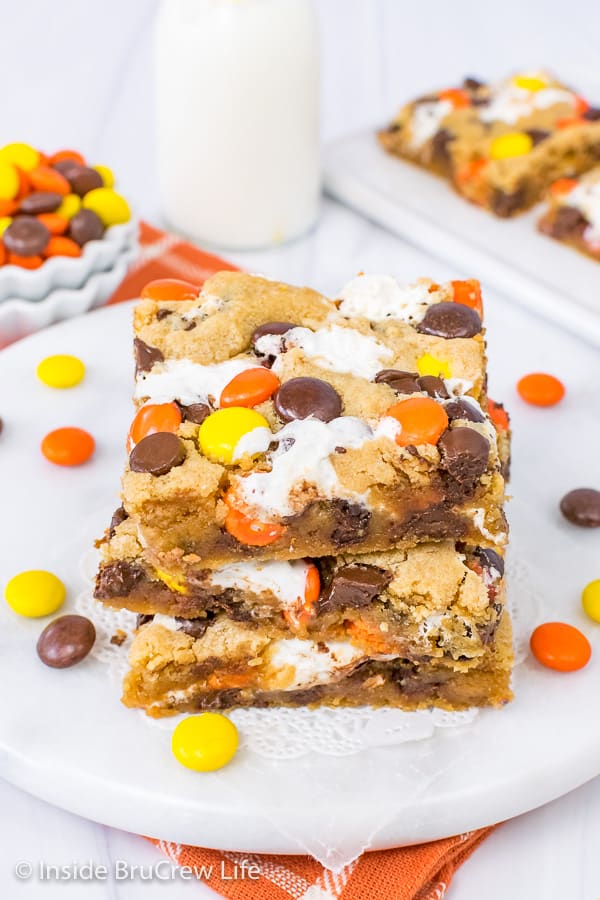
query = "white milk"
(155, 0, 321, 249)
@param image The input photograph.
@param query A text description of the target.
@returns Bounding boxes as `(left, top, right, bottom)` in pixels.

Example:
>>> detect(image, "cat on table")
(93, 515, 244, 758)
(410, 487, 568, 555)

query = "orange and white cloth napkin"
(112, 221, 493, 900)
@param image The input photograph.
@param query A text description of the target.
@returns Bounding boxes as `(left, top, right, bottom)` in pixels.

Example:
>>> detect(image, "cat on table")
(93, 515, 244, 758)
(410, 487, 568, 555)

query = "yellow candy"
(0, 216, 12, 236)
(198, 408, 269, 465)
(512, 75, 547, 92)
(490, 132, 533, 160)
(82, 188, 131, 227)
(155, 568, 188, 595)
(93, 164, 115, 188)
(0, 162, 19, 200)
(0, 142, 40, 172)
(36, 354, 85, 389)
(172, 713, 239, 772)
(582, 579, 600, 623)
(4, 570, 66, 618)
(417, 354, 451, 379)
(56, 193, 81, 220)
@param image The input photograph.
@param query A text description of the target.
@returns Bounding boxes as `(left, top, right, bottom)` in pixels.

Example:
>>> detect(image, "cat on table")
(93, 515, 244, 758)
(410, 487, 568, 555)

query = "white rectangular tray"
(324, 130, 600, 346)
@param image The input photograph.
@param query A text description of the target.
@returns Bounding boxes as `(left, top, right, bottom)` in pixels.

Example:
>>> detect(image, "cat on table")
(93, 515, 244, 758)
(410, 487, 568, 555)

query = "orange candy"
(0, 198, 18, 216)
(346, 618, 397, 655)
(283, 563, 321, 629)
(49, 149, 86, 166)
(530, 622, 591, 672)
(517, 372, 565, 407)
(439, 88, 470, 109)
(29, 165, 70, 196)
(556, 117, 583, 130)
(41, 427, 95, 466)
(141, 278, 200, 302)
(456, 158, 488, 184)
(451, 279, 483, 317)
(8, 253, 43, 269)
(44, 236, 81, 258)
(37, 213, 69, 236)
(220, 368, 280, 409)
(224, 504, 285, 547)
(0, 243, 5, 266)
(549, 177, 578, 197)
(573, 95, 589, 117)
(487, 398, 510, 431)
(387, 397, 449, 446)
(15, 167, 31, 201)
(127, 402, 182, 453)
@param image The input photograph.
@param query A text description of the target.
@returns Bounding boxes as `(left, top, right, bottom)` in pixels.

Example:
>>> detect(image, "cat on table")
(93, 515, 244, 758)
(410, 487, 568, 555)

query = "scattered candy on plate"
(4, 570, 66, 618)
(560, 488, 600, 528)
(171, 713, 239, 772)
(517, 372, 565, 407)
(36, 615, 96, 668)
(0, 142, 131, 269)
(530, 621, 592, 672)
(37, 354, 85, 389)
(41, 426, 95, 466)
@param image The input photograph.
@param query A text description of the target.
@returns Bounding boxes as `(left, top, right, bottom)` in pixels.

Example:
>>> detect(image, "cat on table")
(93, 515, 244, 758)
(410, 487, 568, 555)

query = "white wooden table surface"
(1, 1, 600, 897)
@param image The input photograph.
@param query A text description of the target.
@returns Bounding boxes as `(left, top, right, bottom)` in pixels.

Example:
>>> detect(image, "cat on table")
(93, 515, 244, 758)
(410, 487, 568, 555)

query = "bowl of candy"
(0, 142, 138, 344)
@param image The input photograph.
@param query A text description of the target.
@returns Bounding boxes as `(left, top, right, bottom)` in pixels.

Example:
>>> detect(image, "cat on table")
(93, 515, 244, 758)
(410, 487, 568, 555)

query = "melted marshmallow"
(180, 291, 224, 320)
(234, 416, 372, 518)
(134, 357, 256, 406)
(210, 560, 310, 610)
(338, 274, 434, 323)
(267, 638, 367, 690)
(479, 80, 574, 125)
(565, 180, 600, 243)
(278, 324, 393, 380)
(409, 99, 452, 148)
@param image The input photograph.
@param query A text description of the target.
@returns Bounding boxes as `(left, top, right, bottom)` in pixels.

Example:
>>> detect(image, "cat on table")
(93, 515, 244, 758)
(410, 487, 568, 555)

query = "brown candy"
(274, 377, 342, 423)
(67, 165, 104, 197)
(547, 206, 588, 240)
(417, 302, 482, 339)
(526, 128, 550, 146)
(129, 432, 185, 476)
(439, 426, 490, 485)
(95, 560, 145, 598)
(444, 398, 485, 423)
(431, 129, 454, 167)
(251, 321, 296, 346)
(134, 337, 164, 374)
(3, 216, 50, 256)
(19, 191, 63, 215)
(375, 369, 420, 394)
(178, 402, 211, 424)
(473, 547, 505, 577)
(69, 209, 105, 246)
(37, 615, 96, 669)
(491, 187, 526, 218)
(108, 505, 128, 537)
(418, 375, 449, 399)
(583, 107, 600, 121)
(560, 488, 600, 528)
(321, 565, 392, 612)
(175, 617, 210, 639)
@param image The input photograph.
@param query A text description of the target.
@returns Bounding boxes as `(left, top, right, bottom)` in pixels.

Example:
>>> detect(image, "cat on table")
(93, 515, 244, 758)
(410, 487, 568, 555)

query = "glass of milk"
(155, 0, 321, 250)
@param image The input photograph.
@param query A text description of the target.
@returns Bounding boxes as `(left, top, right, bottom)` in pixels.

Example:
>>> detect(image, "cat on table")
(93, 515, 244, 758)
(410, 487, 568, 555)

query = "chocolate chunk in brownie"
(330, 500, 371, 547)
(96, 561, 146, 598)
(134, 337, 164, 375)
(491, 187, 526, 218)
(319, 564, 393, 613)
(108, 505, 129, 538)
(546, 205, 589, 239)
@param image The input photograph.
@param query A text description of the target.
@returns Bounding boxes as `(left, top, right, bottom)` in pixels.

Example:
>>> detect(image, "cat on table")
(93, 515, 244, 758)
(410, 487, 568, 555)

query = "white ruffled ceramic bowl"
(0, 218, 138, 303)
(0, 241, 138, 347)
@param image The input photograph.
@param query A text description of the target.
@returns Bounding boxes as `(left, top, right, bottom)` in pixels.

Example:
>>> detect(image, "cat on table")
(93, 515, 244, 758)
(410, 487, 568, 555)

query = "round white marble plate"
(0, 302, 599, 868)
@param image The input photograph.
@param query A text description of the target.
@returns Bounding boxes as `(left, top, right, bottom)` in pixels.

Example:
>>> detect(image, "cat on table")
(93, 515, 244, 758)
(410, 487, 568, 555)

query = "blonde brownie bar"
(538, 165, 600, 260)
(379, 71, 600, 217)
(117, 272, 506, 564)
(122, 598, 513, 716)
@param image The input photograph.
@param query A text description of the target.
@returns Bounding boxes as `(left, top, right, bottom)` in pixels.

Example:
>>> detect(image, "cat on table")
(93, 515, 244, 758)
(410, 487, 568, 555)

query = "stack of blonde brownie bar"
(94, 272, 513, 716)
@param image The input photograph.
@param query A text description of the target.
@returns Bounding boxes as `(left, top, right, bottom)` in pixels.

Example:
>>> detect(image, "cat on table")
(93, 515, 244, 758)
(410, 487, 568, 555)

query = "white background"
(1, 1, 600, 898)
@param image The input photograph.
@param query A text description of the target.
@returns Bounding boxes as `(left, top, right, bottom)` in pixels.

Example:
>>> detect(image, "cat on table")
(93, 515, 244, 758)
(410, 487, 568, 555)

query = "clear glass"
(155, 0, 321, 250)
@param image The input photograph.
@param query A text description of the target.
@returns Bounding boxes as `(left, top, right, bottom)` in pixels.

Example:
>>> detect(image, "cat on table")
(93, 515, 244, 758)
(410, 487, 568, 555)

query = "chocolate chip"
(526, 128, 550, 146)
(385, 122, 402, 134)
(560, 488, 600, 528)
(583, 107, 600, 121)
(184, 320, 197, 331)
(156, 308, 172, 321)
(444, 398, 485, 423)
(67, 165, 104, 197)
(37, 615, 96, 669)
(19, 191, 62, 215)
(477, 617, 500, 646)
(417, 302, 482, 338)
(136, 614, 154, 628)
(251, 321, 296, 346)
(109, 505, 128, 538)
(418, 375, 449, 399)
(3, 216, 50, 256)
(375, 369, 420, 394)
(95, 561, 145, 598)
(473, 546, 505, 577)
(274, 377, 342, 423)
(68, 209, 105, 246)
(129, 432, 185, 476)
(320, 565, 392, 612)
(491, 187, 526, 218)
(175, 617, 209, 638)
(545, 206, 588, 240)
(330, 500, 371, 547)
(463, 76, 485, 90)
(134, 337, 164, 374)
(178, 402, 210, 424)
(431, 128, 454, 166)
(439, 427, 490, 486)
